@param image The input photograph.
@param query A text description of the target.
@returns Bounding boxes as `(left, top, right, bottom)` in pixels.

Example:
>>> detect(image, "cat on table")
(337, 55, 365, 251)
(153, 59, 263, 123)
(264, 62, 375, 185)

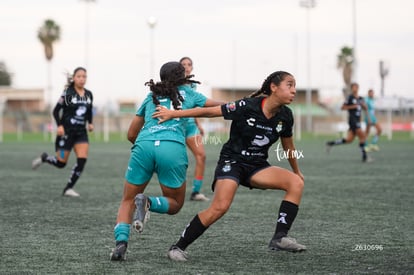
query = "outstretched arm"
(153, 105, 223, 123)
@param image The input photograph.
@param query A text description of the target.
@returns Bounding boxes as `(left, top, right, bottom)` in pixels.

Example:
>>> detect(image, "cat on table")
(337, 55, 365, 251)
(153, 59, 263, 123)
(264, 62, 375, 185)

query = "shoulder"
(85, 88, 93, 96)
(64, 87, 75, 96)
(279, 105, 293, 121)
(281, 105, 293, 115)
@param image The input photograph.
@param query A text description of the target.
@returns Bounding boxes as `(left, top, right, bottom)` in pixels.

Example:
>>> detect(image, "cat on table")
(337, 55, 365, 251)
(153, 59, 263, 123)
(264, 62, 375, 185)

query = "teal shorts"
(365, 115, 377, 125)
(185, 118, 200, 138)
(125, 140, 188, 188)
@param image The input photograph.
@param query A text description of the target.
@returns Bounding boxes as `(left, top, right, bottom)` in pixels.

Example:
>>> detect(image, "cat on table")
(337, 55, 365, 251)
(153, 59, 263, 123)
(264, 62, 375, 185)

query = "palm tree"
(0, 61, 12, 86)
(337, 46, 354, 99)
(37, 19, 61, 140)
(38, 19, 61, 62)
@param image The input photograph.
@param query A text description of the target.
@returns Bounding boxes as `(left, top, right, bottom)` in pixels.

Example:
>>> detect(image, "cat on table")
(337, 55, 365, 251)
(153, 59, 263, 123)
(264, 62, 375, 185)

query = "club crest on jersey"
(276, 122, 283, 132)
(225, 102, 236, 112)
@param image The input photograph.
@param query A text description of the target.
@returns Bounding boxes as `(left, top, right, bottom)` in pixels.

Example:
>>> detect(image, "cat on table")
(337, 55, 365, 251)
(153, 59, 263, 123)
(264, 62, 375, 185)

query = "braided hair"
(145, 61, 200, 110)
(248, 71, 292, 98)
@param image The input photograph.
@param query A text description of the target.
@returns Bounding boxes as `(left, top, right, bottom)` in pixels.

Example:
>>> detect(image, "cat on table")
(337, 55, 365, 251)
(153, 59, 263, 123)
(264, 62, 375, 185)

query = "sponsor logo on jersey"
(76, 106, 87, 116)
(246, 117, 255, 126)
(251, 135, 270, 146)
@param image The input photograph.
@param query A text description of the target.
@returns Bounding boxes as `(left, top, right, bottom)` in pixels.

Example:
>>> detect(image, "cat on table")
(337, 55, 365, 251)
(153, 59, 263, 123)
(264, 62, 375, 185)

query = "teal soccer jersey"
(365, 96, 377, 124)
(136, 85, 207, 145)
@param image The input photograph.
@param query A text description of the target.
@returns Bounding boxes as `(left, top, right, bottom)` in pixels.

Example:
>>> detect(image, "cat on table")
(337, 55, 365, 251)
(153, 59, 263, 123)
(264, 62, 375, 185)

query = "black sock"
(273, 200, 299, 239)
(359, 143, 367, 161)
(64, 158, 87, 192)
(175, 214, 208, 250)
(327, 138, 346, 146)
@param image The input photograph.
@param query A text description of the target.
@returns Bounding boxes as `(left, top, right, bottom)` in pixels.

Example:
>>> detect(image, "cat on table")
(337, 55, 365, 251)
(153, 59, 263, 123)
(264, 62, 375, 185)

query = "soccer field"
(0, 136, 413, 274)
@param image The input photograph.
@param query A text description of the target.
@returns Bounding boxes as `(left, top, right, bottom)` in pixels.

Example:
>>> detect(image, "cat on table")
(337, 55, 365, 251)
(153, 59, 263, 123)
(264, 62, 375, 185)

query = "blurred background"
(1, 0, 413, 141)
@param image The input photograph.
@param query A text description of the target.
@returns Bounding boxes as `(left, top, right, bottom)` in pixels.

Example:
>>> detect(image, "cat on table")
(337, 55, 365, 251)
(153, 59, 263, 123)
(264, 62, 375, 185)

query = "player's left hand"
(88, 124, 94, 132)
(296, 170, 304, 182)
(153, 105, 173, 123)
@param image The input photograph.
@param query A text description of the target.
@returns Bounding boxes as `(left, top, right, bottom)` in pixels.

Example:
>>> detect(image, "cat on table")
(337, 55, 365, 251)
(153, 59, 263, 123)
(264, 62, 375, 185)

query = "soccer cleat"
(363, 156, 374, 163)
(325, 142, 333, 154)
(32, 152, 48, 170)
(167, 245, 188, 262)
(132, 194, 150, 233)
(63, 188, 80, 197)
(268, 236, 306, 252)
(190, 192, 209, 201)
(364, 145, 373, 153)
(110, 241, 128, 261)
(370, 144, 380, 151)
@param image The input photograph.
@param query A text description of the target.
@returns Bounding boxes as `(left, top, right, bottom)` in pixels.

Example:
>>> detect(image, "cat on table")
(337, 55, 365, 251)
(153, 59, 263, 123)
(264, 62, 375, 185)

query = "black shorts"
(55, 129, 89, 152)
(212, 157, 270, 191)
(349, 119, 361, 133)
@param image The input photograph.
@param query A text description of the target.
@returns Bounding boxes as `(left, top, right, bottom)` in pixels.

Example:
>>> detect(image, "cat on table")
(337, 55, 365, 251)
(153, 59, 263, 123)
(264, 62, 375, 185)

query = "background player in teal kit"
(364, 89, 382, 152)
(110, 61, 222, 261)
(180, 56, 210, 201)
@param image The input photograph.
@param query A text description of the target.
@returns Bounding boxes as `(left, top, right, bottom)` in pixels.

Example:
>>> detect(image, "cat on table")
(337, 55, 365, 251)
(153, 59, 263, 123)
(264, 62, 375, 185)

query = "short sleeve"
(280, 108, 294, 138)
(188, 90, 207, 108)
(221, 99, 248, 120)
(137, 93, 152, 116)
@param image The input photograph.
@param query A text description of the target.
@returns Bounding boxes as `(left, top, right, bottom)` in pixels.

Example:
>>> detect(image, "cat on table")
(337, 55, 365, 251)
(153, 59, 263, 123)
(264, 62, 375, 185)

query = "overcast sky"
(1, 0, 413, 107)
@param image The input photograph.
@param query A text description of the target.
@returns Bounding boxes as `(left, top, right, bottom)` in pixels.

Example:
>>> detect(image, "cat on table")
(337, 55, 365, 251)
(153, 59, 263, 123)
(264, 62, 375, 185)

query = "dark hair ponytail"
(248, 71, 292, 98)
(145, 62, 200, 110)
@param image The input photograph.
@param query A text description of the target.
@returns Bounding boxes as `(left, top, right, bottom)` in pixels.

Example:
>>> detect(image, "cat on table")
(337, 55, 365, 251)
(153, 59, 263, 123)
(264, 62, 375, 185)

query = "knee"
(290, 174, 304, 194)
(168, 205, 183, 215)
(55, 160, 66, 168)
(210, 200, 231, 218)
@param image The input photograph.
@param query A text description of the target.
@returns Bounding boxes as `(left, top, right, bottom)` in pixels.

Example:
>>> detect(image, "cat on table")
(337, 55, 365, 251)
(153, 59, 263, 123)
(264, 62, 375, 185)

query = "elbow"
(127, 134, 137, 144)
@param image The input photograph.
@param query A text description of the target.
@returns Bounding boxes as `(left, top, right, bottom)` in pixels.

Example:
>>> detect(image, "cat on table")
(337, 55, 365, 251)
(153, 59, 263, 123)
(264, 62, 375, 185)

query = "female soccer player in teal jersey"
(154, 70, 306, 261)
(180, 56, 210, 202)
(110, 61, 222, 261)
(365, 89, 382, 151)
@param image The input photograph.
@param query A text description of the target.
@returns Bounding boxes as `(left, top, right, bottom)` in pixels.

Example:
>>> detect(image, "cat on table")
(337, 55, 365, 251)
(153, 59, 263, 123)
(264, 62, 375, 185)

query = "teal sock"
(372, 135, 378, 144)
(114, 223, 130, 242)
(192, 179, 203, 193)
(148, 196, 169, 213)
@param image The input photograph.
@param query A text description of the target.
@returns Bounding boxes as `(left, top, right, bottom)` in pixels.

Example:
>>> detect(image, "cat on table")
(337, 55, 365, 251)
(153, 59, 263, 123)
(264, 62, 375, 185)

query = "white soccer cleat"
(167, 245, 188, 262)
(190, 192, 209, 201)
(268, 236, 306, 252)
(63, 188, 80, 197)
(32, 153, 48, 170)
(32, 157, 43, 170)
